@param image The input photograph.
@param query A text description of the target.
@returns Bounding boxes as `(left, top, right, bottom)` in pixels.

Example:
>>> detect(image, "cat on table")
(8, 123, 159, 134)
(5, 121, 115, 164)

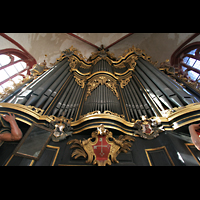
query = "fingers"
(2, 113, 15, 119)
(8, 113, 14, 117)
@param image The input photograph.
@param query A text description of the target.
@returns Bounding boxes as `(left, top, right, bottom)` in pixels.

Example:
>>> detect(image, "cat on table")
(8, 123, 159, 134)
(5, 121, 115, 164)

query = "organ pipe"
(2, 46, 200, 135)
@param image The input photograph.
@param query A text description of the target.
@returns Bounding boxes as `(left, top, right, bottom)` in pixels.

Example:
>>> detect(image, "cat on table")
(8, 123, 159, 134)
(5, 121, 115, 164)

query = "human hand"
(2, 113, 16, 123)
(189, 123, 200, 131)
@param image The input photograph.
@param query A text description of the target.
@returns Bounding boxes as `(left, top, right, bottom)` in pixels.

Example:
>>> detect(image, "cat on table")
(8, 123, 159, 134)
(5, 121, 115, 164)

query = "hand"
(189, 123, 200, 131)
(2, 113, 16, 123)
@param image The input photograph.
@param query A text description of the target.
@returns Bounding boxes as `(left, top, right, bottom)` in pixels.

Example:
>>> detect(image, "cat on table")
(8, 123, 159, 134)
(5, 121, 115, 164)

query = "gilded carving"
(69, 56, 79, 72)
(113, 54, 138, 70)
(67, 124, 135, 166)
(49, 116, 73, 142)
(119, 76, 132, 88)
(80, 110, 125, 119)
(132, 115, 164, 139)
(118, 45, 158, 66)
(27, 105, 44, 115)
(103, 110, 125, 119)
(73, 72, 87, 88)
(85, 75, 119, 101)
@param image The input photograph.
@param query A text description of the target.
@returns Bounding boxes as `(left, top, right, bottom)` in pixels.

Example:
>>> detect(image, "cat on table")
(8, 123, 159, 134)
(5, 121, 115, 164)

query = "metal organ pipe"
(25, 60, 70, 106)
(42, 73, 72, 110)
(137, 59, 184, 107)
(69, 86, 83, 119)
(136, 65, 173, 109)
(139, 58, 200, 104)
(8, 58, 69, 105)
(56, 79, 77, 117)
(35, 64, 70, 108)
(51, 77, 75, 116)
(134, 71, 165, 112)
(65, 84, 80, 119)
(131, 77, 153, 117)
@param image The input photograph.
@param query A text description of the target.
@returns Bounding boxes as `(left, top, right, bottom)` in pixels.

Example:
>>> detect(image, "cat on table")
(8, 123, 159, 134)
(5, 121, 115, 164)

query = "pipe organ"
(2, 45, 200, 166)
(1, 45, 200, 133)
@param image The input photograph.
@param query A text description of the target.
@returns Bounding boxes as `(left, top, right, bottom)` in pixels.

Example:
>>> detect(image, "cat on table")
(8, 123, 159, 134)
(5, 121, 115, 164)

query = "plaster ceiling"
(70, 33, 131, 49)
(1, 33, 196, 67)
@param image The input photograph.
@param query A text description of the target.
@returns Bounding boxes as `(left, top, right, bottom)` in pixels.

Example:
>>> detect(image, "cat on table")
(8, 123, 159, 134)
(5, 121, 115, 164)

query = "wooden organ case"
(1, 46, 200, 166)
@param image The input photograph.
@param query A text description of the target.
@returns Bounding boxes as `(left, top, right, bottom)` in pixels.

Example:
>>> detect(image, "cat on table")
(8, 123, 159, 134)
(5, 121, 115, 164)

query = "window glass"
(0, 54, 11, 66)
(182, 66, 187, 72)
(0, 69, 10, 81)
(12, 55, 21, 62)
(20, 62, 27, 69)
(14, 62, 24, 71)
(187, 48, 197, 55)
(0, 53, 30, 91)
(187, 57, 196, 67)
(180, 46, 200, 82)
(21, 70, 27, 76)
(4, 65, 18, 76)
(193, 60, 200, 70)
(183, 56, 189, 64)
(188, 70, 199, 81)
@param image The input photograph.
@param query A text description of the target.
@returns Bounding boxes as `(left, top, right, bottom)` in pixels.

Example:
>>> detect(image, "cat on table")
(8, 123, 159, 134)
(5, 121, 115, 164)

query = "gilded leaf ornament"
(67, 124, 135, 166)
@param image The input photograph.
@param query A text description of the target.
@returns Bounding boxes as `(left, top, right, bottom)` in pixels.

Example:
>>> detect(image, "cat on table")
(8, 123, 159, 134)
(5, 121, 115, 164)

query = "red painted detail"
(92, 135, 111, 162)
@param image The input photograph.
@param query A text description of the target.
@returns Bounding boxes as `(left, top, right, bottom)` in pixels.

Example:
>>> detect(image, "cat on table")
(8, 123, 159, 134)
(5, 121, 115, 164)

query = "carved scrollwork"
(79, 110, 125, 119)
(85, 75, 119, 101)
(67, 124, 135, 166)
(73, 72, 87, 88)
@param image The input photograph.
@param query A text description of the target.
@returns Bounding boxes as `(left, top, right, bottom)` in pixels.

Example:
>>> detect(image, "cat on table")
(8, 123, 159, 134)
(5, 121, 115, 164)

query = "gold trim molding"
(1, 102, 200, 133)
(145, 146, 175, 166)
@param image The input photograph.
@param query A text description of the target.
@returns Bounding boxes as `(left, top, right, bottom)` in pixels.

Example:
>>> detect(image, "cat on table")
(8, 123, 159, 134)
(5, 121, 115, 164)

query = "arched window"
(171, 41, 200, 82)
(180, 47, 200, 81)
(0, 51, 31, 93)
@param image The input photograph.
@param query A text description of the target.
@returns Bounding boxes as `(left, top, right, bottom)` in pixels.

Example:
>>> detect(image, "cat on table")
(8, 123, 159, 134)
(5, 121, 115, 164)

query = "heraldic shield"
(67, 124, 135, 166)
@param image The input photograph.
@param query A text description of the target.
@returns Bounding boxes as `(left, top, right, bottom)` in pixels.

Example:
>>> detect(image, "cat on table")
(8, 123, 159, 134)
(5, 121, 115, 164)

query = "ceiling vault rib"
(105, 33, 134, 49)
(66, 33, 134, 51)
(66, 33, 100, 49)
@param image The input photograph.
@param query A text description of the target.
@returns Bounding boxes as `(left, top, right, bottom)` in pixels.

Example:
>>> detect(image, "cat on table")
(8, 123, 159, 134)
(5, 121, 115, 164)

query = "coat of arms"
(132, 115, 164, 139)
(67, 124, 135, 166)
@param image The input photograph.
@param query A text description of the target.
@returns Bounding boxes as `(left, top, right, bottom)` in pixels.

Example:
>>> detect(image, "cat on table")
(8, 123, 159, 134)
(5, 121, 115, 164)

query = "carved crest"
(50, 116, 73, 142)
(132, 116, 164, 139)
(67, 124, 135, 166)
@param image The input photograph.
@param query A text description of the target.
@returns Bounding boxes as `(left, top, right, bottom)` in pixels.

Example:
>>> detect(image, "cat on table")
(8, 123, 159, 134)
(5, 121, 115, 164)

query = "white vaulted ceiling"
(71, 33, 130, 48)
(1, 33, 195, 67)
